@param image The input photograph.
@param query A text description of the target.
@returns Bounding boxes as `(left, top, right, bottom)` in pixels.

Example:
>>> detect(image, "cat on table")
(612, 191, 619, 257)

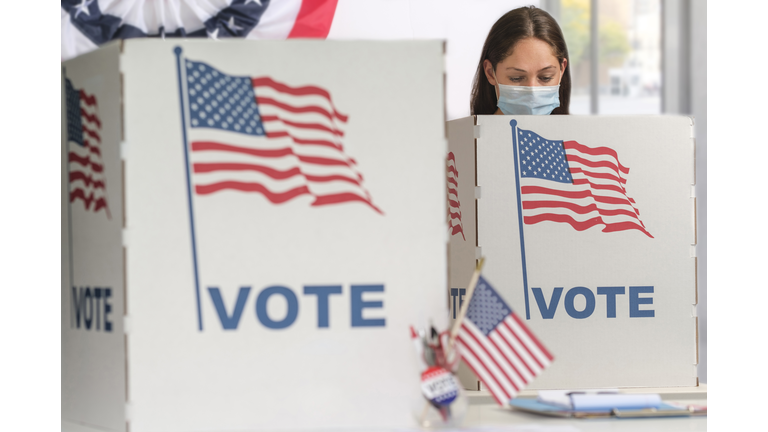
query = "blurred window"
(554, 0, 661, 114)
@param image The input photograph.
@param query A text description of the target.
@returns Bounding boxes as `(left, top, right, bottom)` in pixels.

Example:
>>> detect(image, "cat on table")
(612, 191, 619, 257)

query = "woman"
(470, 6, 571, 116)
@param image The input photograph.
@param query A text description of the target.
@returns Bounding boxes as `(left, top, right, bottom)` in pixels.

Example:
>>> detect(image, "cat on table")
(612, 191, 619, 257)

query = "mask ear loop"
(491, 67, 500, 100)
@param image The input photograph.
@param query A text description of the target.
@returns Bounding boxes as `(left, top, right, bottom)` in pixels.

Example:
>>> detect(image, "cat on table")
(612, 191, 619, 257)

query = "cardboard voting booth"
(62, 39, 448, 431)
(448, 115, 698, 390)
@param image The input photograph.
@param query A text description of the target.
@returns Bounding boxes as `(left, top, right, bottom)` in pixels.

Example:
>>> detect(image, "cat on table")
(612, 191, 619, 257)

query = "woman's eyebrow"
(505, 65, 557, 73)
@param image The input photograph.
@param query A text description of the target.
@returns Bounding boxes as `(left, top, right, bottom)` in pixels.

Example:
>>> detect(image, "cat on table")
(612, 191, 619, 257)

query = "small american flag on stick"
(184, 59, 381, 213)
(455, 273, 553, 405)
(517, 127, 651, 237)
(65, 77, 110, 217)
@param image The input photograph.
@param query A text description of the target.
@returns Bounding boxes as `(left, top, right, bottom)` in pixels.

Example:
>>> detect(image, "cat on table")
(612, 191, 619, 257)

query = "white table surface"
(62, 386, 706, 432)
(459, 386, 706, 431)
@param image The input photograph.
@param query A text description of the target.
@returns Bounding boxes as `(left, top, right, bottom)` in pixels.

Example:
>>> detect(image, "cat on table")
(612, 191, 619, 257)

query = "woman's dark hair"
(470, 6, 571, 115)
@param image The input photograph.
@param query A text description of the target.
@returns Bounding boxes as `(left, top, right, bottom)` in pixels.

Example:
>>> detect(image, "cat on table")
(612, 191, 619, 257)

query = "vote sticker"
(420, 366, 459, 406)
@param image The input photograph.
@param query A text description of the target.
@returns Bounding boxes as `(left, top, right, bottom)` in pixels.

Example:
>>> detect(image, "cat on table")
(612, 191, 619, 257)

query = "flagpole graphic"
(64, 67, 75, 327)
(175, 46, 205, 332)
(509, 120, 532, 320)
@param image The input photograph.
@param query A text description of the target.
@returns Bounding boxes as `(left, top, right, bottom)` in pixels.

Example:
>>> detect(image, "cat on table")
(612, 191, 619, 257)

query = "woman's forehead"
(503, 37, 559, 64)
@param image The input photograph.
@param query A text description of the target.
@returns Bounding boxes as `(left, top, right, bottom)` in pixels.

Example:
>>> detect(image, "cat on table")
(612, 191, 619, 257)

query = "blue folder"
(508, 398, 704, 418)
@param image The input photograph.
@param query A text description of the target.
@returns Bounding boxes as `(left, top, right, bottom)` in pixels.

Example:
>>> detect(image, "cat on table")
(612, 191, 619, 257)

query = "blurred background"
(61, 0, 706, 383)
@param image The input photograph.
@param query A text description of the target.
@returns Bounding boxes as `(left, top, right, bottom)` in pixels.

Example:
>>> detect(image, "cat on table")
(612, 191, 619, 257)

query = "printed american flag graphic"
(447, 152, 465, 240)
(457, 275, 553, 405)
(517, 128, 651, 237)
(184, 59, 381, 213)
(65, 77, 110, 216)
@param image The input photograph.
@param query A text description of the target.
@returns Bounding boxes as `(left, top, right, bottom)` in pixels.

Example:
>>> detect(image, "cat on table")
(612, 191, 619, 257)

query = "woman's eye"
(539, 76, 554, 82)
(509, 77, 524, 82)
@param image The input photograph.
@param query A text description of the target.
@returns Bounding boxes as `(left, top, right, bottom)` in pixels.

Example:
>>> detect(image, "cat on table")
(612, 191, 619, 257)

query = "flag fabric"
(456, 275, 553, 405)
(184, 58, 381, 213)
(61, 0, 339, 61)
(516, 127, 652, 238)
(66, 77, 110, 216)
(447, 152, 465, 240)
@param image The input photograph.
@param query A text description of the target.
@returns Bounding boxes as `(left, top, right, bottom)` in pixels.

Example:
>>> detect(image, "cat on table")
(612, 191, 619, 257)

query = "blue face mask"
(495, 82, 561, 115)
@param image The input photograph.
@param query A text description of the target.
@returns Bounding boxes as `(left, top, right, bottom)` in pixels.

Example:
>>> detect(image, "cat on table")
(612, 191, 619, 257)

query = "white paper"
(537, 389, 618, 409)
(570, 394, 662, 410)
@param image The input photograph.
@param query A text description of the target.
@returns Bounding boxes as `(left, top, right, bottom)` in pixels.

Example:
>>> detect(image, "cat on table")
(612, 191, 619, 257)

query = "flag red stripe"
(448, 177, 458, 187)
(193, 162, 361, 185)
(522, 185, 635, 207)
(80, 109, 102, 129)
(458, 351, 506, 405)
(509, 313, 555, 361)
(252, 77, 333, 101)
(501, 320, 544, 370)
(261, 115, 344, 137)
(70, 171, 106, 189)
(602, 222, 655, 237)
(524, 213, 652, 237)
(82, 125, 101, 143)
(448, 199, 460, 209)
(84, 143, 101, 157)
(449, 223, 466, 240)
(458, 333, 513, 402)
(192, 141, 354, 167)
(195, 181, 311, 203)
(69, 152, 104, 173)
(297, 154, 350, 167)
(447, 152, 456, 163)
(194, 162, 300, 179)
(449, 210, 462, 220)
(566, 153, 627, 177)
(447, 165, 458, 177)
(570, 167, 627, 184)
(70, 188, 108, 212)
(79, 90, 97, 107)
(564, 140, 629, 174)
(265, 131, 343, 152)
(448, 187, 459, 197)
(523, 200, 642, 219)
(312, 193, 383, 214)
(461, 323, 518, 395)
(252, 77, 348, 122)
(257, 96, 339, 123)
(574, 171, 638, 206)
(287, 0, 338, 39)
(486, 333, 528, 387)
(572, 178, 629, 196)
(524, 213, 603, 230)
(192, 141, 292, 158)
(493, 326, 537, 378)
(304, 173, 361, 185)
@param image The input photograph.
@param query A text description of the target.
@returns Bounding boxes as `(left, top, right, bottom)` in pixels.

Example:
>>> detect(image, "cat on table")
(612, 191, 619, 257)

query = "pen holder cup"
(412, 384, 468, 429)
(412, 356, 469, 429)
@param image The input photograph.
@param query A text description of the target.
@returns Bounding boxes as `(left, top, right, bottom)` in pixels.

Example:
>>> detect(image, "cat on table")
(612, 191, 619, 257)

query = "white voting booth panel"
(448, 115, 697, 390)
(62, 40, 448, 432)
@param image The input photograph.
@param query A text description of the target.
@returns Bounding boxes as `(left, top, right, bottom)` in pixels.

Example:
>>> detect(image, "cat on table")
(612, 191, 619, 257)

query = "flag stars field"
(186, 61, 265, 136)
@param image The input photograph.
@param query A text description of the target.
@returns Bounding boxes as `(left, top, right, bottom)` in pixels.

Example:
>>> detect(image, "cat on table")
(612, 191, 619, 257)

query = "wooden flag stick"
(448, 257, 485, 348)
